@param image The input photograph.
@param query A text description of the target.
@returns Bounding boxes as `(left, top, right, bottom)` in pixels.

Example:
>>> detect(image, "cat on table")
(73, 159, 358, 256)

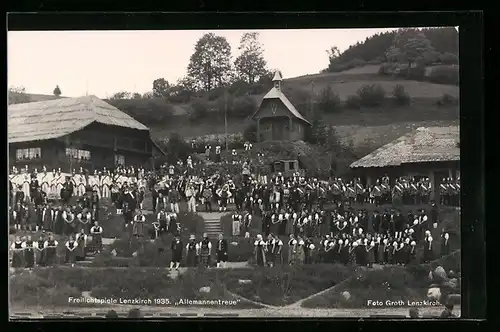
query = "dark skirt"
(79, 221, 91, 234)
(12, 251, 24, 268)
(36, 249, 46, 266)
(65, 248, 77, 263)
(91, 234, 103, 252)
(200, 249, 210, 267)
(133, 222, 145, 237)
(45, 248, 57, 265)
(24, 248, 35, 268)
(171, 250, 182, 263)
(54, 216, 64, 235)
(186, 250, 198, 267)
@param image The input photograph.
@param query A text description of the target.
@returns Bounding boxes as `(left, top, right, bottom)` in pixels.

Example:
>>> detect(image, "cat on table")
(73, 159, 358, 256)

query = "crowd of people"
(9, 143, 459, 270)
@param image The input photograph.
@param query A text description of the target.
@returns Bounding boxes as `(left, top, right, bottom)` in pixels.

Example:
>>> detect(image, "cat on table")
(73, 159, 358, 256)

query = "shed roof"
(253, 87, 311, 125)
(8, 95, 149, 143)
(350, 126, 460, 169)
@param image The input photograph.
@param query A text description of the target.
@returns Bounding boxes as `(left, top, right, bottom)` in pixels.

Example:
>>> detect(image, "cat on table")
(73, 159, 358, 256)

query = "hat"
(202, 233, 208, 238)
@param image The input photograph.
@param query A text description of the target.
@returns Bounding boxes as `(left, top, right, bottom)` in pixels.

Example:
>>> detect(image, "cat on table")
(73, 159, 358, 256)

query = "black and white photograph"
(8, 25, 462, 319)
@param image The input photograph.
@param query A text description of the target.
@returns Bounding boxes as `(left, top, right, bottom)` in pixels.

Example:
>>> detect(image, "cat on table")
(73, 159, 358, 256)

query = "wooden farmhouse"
(8, 95, 165, 172)
(350, 126, 460, 201)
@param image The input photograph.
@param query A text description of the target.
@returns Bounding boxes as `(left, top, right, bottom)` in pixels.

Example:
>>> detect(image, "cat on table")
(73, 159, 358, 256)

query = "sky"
(8, 28, 400, 98)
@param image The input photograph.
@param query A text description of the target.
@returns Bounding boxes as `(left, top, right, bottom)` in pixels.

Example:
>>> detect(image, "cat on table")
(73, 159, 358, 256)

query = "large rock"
(427, 287, 442, 301)
(199, 286, 211, 293)
(238, 279, 252, 285)
(231, 242, 239, 246)
(341, 291, 351, 300)
(432, 266, 448, 283)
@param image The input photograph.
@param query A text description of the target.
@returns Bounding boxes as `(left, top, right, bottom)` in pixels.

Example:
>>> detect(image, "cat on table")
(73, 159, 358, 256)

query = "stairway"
(74, 237, 117, 266)
(198, 212, 224, 238)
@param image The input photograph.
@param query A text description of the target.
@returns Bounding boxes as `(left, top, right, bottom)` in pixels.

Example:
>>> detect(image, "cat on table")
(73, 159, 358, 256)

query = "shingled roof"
(350, 126, 460, 169)
(254, 87, 311, 125)
(8, 95, 149, 143)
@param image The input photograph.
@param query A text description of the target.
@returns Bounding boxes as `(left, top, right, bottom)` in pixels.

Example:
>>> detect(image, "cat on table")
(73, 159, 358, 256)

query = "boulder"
(427, 287, 442, 301)
(432, 266, 448, 283)
(199, 286, 211, 293)
(448, 270, 456, 278)
(231, 242, 239, 246)
(238, 279, 252, 285)
(341, 291, 351, 300)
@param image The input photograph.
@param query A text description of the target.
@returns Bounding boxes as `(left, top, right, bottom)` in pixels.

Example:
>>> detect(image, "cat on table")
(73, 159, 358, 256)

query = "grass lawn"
(220, 264, 357, 306)
(301, 250, 461, 309)
(9, 266, 263, 309)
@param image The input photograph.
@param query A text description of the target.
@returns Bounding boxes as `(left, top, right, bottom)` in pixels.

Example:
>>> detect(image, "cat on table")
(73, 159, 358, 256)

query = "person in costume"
(75, 229, 88, 261)
(23, 235, 35, 268)
(170, 234, 183, 270)
(215, 233, 229, 268)
(11, 236, 25, 268)
(185, 235, 199, 267)
(90, 221, 103, 254)
(198, 233, 212, 268)
(253, 234, 267, 267)
(34, 235, 46, 267)
(44, 235, 59, 266)
(65, 235, 78, 266)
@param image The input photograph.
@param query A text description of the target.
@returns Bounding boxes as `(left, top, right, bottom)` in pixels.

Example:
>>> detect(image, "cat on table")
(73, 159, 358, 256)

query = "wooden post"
(366, 175, 373, 187)
(429, 171, 438, 203)
(257, 118, 260, 143)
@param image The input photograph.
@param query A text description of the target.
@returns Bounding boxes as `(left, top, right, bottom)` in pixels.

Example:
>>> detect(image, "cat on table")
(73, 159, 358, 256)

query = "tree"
(110, 91, 131, 100)
(132, 92, 142, 100)
(318, 85, 341, 113)
(326, 46, 341, 62)
(187, 33, 233, 91)
(165, 133, 190, 164)
(389, 29, 435, 74)
(8, 86, 31, 104)
(53, 85, 62, 97)
(234, 32, 268, 84)
(152, 78, 170, 98)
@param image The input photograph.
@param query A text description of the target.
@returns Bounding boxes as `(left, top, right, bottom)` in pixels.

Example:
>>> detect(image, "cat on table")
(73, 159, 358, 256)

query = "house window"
(66, 148, 91, 161)
(297, 124, 302, 133)
(288, 161, 295, 170)
(115, 154, 125, 166)
(16, 148, 41, 160)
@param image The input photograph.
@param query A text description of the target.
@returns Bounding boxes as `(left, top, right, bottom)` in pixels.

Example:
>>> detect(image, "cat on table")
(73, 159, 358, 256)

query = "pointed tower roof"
(272, 70, 283, 82)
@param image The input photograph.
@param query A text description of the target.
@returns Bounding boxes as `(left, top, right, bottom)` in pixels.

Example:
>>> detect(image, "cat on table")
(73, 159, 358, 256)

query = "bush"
(318, 85, 342, 113)
(243, 122, 258, 142)
(397, 65, 427, 80)
(189, 99, 209, 121)
(377, 63, 394, 76)
(392, 84, 411, 106)
(231, 96, 257, 118)
(345, 95, 361, 109)
(356, 84, 386, 107)
(436, 93, 459, 107)
(439, 52, 459, 65)
(427, 65, 459, 85)
(207, 87, 225, 101)
(228, 80, 250, 96)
